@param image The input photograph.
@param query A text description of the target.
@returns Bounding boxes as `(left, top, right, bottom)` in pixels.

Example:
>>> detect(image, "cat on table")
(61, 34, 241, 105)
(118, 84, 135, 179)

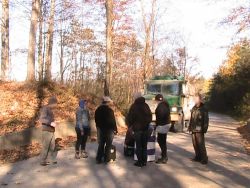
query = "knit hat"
(155, 94, 164, 101)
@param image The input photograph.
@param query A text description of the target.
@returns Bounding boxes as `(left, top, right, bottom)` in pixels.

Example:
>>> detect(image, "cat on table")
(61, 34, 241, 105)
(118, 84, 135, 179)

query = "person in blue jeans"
(75, 99, 91, 159)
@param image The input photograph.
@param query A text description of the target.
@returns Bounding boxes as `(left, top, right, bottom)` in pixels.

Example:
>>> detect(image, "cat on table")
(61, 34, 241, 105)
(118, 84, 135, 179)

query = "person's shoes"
(190, 157, 201, 162)
(134, 162, 143, 168)
(75, 152, 80, 159)
(142, 162, 147, 166)
(156, 158, 167, 164)
(40, 161, 49, 166)
(52, 161, 57, 165)
(81, 151, 88, 158)
(104, 159, 111, 164)
(55, 145, 63, 151)
(96, 160, 102, 164)
(200, 160, 208, 165)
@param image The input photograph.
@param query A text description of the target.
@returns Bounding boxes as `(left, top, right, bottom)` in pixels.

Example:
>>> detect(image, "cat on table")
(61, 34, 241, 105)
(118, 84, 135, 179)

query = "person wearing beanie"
(95, 96, 117, 164)
(75, 99, 91, 159)
(155, 94, 171, 164)
(39, 96, 58, 166)
(188, 93, 209, 165)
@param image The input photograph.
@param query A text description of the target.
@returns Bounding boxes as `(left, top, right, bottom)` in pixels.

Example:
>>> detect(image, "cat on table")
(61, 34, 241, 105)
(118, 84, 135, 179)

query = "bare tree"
(44, 0, 55, 81)
(105, 0, 114, 96)
(1, 0, 10, 81)
(26, 0, 40, 81)
(140, 0, 156, 81)
(38, 0, 44, 81)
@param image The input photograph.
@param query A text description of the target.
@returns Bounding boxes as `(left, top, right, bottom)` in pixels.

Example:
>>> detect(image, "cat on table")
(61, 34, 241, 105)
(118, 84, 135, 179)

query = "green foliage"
(208, 40, 250, 120)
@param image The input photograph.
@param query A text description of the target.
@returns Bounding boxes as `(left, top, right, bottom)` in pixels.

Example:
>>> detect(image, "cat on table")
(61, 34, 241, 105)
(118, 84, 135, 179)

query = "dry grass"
(237, 123, 250, 155)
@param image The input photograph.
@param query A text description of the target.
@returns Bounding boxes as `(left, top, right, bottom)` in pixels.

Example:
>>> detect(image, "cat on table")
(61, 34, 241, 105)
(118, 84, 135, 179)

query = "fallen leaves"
(0, 142, 41, 165)
(0, 82, 80, 135)
(237, 124, 250, 155)
(0, 136, 77, 165)
(0, 81, 127, 164)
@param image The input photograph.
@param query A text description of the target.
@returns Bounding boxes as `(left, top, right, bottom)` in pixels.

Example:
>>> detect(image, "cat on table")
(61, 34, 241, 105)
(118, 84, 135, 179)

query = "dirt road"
(0, 113, 249, 188)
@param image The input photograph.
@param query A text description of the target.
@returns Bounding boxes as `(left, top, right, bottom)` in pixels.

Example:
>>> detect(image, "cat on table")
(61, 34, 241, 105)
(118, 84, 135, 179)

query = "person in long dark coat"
(188, 93, 209, 165)
(126, 96, 152, 167)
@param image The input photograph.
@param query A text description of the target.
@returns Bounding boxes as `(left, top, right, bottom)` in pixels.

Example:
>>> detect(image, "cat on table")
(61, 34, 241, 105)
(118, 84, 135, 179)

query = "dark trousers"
(134, 131, 148, 164)
(192, 132, 208, 162)
(157, 133, 167, 159)
(75, 127, 90, 152)
(96, 130, 114, 162)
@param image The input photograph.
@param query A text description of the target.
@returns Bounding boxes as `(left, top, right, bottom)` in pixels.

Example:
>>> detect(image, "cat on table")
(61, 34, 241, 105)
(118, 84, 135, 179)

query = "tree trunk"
(44, 0, 55, 81)
(1, 0, 10, 81)
(141, 0, 156, 82)
(59, 23, 64, 84)
(38, 0, 44, 81)
(105, 0, 114, 96)
(27, 0, 40, 81)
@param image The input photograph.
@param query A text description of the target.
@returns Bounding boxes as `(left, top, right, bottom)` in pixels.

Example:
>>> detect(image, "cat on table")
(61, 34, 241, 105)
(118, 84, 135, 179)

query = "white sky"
(161, 0, 249, 78)
(2, 0, 250, 81)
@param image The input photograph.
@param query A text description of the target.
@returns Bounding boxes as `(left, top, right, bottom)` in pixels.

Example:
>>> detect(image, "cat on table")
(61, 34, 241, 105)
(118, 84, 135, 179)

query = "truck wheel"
(169, 122, 177, 133)
(183, 120, 189, 132)
(176, 112, 184, 132)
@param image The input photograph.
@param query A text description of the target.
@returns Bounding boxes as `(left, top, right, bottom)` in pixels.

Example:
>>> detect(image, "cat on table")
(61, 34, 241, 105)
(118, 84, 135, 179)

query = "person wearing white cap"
(95, 96, 117, 164)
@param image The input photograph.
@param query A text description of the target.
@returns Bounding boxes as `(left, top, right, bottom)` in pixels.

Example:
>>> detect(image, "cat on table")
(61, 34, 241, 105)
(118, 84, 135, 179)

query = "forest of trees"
(0, 1, 249, 114)
(208, 40, 250, 119)
(208, 4, 250, 119)
(0, 0, 195, 109)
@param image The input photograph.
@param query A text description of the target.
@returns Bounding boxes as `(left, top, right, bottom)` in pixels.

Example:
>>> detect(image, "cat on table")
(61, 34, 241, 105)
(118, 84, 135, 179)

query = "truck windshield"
(147, 84, 161, 94)
(162, 83, 179, 96)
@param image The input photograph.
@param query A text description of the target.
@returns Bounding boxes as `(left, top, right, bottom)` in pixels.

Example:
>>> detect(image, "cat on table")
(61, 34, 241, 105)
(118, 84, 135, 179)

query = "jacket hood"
(134, 97, 145, 104)
(79, 99, 85, 109)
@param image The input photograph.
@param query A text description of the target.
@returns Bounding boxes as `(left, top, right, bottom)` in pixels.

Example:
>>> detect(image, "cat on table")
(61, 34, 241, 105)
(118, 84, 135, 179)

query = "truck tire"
(171, 112, 184, 133)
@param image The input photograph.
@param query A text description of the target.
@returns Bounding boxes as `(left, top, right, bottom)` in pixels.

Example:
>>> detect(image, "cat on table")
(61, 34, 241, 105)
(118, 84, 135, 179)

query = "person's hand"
(51, 122, 57, 127)
(81, 131, 84, 136)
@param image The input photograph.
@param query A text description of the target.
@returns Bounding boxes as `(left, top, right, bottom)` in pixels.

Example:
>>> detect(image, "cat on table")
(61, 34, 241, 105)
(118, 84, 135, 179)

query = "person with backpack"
(39, 96, 58, 166)
(126, 96, 152, 167)
(154, 94, 171, 164)
(188, 93, 209, 165)
(95, 96, 117, 164)
(75, 99, 91, 159)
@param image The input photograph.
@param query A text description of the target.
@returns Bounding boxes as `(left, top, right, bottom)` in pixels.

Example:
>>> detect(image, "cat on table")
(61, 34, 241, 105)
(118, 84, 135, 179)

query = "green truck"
(143, 75, 191, 132)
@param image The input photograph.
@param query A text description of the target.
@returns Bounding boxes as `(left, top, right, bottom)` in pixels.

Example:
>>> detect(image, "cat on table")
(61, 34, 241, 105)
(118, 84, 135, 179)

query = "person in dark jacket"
(155, 94, 171, 164)
(75, 99, 91, 159)
(39, 96, 58, 166)
(95, 96, 117, 164)
(126, 96, 152, 167)
(188, 93, 209, 165)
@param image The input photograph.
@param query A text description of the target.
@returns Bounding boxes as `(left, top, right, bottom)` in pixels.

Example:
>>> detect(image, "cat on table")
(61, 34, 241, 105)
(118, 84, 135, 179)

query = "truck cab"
(143, 75, 191, 132)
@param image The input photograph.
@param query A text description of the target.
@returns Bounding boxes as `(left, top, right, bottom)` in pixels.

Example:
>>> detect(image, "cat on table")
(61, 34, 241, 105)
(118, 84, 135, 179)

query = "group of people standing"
(39, 93, 209, 167)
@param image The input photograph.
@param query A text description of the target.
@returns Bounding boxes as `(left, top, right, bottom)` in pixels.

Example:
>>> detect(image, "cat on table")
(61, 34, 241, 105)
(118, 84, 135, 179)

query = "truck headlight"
(171, 107, 178, 112)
